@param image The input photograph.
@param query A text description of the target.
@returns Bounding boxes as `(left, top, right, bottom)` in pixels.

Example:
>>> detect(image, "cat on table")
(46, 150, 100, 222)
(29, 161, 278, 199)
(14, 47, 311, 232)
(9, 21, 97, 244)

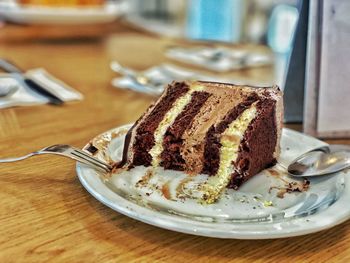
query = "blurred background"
(124, 0, 300, 87)
(3, 0, 348, 139)
(0, 0, 300, 86)
(125, 0, 298, 45)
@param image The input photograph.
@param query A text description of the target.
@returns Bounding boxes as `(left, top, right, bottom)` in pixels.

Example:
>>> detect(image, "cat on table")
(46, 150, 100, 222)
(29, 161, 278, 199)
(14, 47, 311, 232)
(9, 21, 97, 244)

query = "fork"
(0, 144, 112, 172)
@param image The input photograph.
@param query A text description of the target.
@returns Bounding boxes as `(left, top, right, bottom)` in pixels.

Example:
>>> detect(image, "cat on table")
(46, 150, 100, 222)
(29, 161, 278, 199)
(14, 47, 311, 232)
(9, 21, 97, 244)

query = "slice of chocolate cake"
(117, 81, 283, 203)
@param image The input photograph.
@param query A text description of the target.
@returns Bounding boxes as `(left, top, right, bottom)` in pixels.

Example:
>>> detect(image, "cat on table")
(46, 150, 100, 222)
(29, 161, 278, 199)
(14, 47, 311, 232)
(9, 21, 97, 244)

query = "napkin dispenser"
(284, 0, 350, 138)
(283, 0, 308, 123)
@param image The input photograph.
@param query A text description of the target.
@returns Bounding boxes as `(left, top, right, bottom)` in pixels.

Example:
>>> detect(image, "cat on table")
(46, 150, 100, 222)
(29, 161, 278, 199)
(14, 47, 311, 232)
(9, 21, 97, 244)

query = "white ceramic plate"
(0, 1, 124, 25)
(76, 124, 350, 239)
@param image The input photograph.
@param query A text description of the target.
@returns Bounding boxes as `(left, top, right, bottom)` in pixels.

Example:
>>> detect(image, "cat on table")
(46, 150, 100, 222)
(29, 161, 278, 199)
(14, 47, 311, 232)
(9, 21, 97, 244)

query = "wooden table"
(0, 22, 349, 262)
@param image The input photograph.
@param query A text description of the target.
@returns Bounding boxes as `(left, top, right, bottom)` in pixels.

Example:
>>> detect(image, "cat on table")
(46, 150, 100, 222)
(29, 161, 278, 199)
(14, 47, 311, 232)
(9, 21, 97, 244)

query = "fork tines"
(72, 148, 112, 172)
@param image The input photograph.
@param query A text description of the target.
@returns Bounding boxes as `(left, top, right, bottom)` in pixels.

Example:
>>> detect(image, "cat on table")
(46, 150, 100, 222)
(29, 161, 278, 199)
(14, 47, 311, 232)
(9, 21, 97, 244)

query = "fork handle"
(0, 151, 110, 173)
(0, 153, 36, 163)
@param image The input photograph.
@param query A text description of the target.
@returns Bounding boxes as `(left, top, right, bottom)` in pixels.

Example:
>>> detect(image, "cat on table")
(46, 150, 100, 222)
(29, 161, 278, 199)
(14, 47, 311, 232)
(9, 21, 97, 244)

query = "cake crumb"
(161, 182, 172, 200)
(269, 179, 310, 198)
(266, 169, 280, 177)
(136, 169, 154, 187)
(175, 177, 193, 199)
(111, 129, 128, 139)
(263, 200, 273, 207)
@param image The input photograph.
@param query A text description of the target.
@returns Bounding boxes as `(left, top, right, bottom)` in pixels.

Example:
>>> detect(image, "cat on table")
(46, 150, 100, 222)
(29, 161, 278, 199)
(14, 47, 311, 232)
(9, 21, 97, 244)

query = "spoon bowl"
(0, 81, 19, 98)
(110, 61, 164, 88)
(288, 145, 350, 177)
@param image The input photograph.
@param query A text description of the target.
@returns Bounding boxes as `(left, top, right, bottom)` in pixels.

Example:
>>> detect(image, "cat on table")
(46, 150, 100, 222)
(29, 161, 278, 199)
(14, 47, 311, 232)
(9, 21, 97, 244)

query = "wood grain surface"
(0, 22, 349, 263)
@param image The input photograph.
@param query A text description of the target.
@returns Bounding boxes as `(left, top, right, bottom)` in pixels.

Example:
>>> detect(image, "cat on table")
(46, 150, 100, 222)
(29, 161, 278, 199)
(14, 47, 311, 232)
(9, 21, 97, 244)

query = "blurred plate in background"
(0, 0, 125, 25)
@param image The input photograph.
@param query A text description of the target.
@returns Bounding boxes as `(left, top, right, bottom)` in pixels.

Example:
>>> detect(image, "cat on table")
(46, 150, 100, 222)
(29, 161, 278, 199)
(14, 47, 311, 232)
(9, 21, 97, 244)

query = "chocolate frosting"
(115, 121, 138, 168)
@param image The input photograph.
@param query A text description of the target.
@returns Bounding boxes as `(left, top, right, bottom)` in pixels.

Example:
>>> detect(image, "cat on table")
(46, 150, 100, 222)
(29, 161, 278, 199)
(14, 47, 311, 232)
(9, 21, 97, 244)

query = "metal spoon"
(288, 145, 350, 177)
(0, 82, 19, 98)
(110, 61, 164, 88)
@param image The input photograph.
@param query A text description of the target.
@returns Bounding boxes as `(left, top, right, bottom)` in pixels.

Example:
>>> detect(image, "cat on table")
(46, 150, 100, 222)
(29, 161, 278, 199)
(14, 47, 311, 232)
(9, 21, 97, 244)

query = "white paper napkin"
(0, 68, 83, 109)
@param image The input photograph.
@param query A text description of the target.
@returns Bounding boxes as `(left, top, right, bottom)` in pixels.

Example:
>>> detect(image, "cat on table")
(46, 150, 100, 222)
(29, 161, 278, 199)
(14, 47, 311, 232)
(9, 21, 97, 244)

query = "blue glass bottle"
(186, 0, 243, 43)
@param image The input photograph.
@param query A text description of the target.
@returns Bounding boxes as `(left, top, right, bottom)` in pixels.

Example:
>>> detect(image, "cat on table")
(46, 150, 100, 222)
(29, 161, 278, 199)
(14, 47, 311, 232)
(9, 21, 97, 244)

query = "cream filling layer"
(149, 85, 205, 167)
(202, 104, 257, 204)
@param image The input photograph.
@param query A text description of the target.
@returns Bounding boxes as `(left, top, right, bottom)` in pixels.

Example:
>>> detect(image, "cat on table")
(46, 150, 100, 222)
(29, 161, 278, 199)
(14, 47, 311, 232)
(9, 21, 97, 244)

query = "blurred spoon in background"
(0, 79, 19, 98)
(110, 61, 163, 88)
(110, 61, 166, 95)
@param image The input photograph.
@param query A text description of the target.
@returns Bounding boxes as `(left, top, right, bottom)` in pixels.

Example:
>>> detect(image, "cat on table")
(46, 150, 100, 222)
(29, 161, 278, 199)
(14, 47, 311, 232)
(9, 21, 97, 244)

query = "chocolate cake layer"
(160, 91, 211, 170)
(132, 82, 189, 166)
(202, 94, 259, 175)
(228, 99, 277, 189)
(180, 84, 253, 173)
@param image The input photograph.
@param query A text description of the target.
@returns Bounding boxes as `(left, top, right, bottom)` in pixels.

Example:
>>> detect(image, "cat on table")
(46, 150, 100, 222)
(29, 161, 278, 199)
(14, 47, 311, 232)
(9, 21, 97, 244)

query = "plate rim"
(0, 1, 122, 24)
(76, 124, 350, 239)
